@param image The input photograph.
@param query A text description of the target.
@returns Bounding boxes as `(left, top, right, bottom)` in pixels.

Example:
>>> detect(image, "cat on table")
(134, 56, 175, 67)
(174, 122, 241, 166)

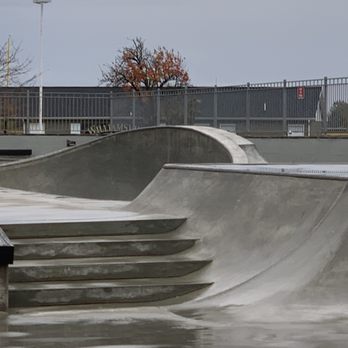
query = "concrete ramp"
(0, 126, 265, 201)
(128, 165, 348, 307)
(1, 127, 347, 310)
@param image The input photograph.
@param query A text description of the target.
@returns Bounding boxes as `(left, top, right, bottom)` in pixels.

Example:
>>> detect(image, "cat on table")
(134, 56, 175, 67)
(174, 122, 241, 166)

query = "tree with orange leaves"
(100, 37, 189, 90)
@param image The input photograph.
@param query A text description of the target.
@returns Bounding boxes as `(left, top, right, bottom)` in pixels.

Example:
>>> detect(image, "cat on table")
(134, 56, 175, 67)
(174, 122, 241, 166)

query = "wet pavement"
(1, 305, 348, 347)
(2, 163, 348, 347)
(0, 187, 131, 225)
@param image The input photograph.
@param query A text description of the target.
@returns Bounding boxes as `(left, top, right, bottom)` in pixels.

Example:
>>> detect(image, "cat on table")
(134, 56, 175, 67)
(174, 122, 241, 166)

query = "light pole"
(33, 0, 51, 134)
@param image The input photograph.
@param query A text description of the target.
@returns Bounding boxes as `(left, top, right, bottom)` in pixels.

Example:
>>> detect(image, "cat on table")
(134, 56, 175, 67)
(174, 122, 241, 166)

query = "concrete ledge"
(2, 217, 186, 239)
(9, 280, 212, 307)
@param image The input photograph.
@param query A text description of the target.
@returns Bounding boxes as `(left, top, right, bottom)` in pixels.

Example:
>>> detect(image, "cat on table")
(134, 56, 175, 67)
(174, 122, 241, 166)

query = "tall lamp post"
(33, 0, 51, 134)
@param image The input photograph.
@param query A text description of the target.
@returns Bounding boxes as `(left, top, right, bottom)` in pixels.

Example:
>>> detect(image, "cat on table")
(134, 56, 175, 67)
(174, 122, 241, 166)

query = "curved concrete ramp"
(0, 126, 265, 201)
(128, 165, 348, 308)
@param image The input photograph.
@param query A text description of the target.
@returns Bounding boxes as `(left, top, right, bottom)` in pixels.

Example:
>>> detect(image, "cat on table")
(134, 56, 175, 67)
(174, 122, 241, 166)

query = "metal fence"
(0, 76, 348, 136)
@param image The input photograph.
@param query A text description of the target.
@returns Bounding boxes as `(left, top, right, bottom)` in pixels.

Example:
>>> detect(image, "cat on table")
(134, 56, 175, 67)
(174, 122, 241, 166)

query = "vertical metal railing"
(322, 76, 328, 134)
(1, 76, 348, 136)
(282, 80, 287, 135)
(246, 83, 250, 134)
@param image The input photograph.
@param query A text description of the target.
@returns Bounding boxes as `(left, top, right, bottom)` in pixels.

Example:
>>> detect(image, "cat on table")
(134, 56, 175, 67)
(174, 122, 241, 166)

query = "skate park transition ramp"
(1, 127, 348, 311)
(128, 164, 348, 308)
(0, 126, 265, 201)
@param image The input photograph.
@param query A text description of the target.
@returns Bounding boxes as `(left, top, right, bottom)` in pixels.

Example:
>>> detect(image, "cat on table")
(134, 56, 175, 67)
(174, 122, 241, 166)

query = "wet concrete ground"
(0, 187, 131, 225)
(0, 305, 347, 347)
(2, 165, 348, 347)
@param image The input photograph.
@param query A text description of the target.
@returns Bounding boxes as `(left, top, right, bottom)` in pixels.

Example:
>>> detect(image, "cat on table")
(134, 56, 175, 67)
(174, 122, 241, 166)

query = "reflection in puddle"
(1, 307, 348, 348)
(0, 312, 206, 348)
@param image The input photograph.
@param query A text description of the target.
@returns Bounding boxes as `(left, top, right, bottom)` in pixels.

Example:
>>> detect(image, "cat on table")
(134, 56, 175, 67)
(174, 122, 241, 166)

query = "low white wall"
(250, 138, 348, 163)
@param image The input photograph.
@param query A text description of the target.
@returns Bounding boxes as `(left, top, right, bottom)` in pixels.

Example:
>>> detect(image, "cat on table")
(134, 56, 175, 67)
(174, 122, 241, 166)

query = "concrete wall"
(1, 135, 348, 164)
(0, 128, 236, 201)
(250, 138, 348, 163)
(0, 135, 98, 157)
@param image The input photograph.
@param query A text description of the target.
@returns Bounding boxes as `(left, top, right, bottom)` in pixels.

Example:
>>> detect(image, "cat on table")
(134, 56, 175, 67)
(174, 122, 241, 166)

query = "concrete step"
(9, 280, 212, 307)
(2, 216, 186, 239)
(9, 258, 211, 282)
(6, 214, 213, 309)
(12, 237, 197, 260)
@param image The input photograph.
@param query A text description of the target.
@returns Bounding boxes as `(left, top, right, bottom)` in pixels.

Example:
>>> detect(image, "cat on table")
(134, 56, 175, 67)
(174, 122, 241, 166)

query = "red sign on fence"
(297, 86, 305, 100)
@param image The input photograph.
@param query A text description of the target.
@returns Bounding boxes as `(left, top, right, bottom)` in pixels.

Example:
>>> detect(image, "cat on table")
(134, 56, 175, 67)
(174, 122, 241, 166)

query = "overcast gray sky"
(1, 0, 347, 86)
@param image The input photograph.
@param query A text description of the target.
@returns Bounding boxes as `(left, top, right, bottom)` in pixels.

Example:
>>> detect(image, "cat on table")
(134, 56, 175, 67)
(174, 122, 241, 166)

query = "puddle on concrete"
(0, 307, 347, 347)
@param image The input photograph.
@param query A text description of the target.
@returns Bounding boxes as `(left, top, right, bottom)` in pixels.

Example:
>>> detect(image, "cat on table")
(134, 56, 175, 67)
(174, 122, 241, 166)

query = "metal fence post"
(213, 85, 218, 128)
(2, 76, 346, 136)
(109, 91, 113, 128)
(322, 76, 328, 134)
(26, 90, 30, 134)
(184, 86, 188, 125)
(246, 82, 251, 133)
(132, 89, 136, 129)
(282, 79, 287, 135)
(156, 88, 161, 126)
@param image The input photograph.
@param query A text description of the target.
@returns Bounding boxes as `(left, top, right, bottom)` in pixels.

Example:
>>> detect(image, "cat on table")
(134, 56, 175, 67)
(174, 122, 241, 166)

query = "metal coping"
(163, 164, 348, 181)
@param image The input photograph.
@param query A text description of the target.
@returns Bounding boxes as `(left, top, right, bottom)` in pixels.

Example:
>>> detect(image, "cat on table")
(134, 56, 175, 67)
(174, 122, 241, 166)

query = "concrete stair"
(2, 217, 186, 238)
(5, 216, 212, 308)
(9, 280, 210, 307)
(10, 257, 210, 282)
(12, 236, 197, 259)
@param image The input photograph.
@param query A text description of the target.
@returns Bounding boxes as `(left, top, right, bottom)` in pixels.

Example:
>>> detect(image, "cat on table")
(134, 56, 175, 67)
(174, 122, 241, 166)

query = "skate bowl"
(0, 127, 347, 311)
(128, 164, 348, 308)
(0, 126, 265, 201)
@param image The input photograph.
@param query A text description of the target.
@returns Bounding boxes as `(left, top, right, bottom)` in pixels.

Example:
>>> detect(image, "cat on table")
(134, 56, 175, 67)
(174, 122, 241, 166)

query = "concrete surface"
(251, 137, 348, 163)
(0, 126, 265, 201)
(9, 258, 211, 282)
(0, 267, 8, 312)
(0, 187, 211, 309)
(0, 135, 97, 157)
(0, 187, 185, 238)
(9, 281, 211, 308)
(128, 165, 348, 308)
(1, 129, 348, 345)
(13, 237, 197, 259)
(2, 163, 348, 310)
(4, 134, 348, 164)
(0, 305, 348, 348)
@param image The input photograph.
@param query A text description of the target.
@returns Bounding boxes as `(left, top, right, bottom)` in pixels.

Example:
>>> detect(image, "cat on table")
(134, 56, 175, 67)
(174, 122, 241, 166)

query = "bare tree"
(0, 39, 35, 87)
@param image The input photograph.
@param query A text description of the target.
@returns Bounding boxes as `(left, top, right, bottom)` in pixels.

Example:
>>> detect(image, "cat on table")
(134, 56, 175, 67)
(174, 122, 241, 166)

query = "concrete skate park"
(0, 126, 348, 347)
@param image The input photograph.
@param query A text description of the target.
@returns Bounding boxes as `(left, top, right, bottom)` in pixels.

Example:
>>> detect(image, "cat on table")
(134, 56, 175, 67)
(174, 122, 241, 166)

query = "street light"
(33, 0, 51, 134)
